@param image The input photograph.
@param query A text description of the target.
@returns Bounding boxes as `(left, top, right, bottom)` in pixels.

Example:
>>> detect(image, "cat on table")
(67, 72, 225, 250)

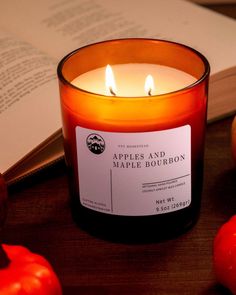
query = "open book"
(0, 0, 235, 185)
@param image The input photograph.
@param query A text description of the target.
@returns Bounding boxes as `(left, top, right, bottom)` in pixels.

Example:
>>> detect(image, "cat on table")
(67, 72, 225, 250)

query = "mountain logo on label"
(86, 133, 105, 155)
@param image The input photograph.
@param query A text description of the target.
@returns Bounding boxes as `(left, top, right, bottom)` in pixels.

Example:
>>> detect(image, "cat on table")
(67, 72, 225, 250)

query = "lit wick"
(145, 74, 154, 96)
(106, 64, 117, 96)
(109, 86, 116, 96)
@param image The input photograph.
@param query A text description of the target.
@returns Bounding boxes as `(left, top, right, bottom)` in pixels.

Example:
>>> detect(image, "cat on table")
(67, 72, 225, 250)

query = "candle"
(57, 39, 210, 241)
(72, 64, 197, 97)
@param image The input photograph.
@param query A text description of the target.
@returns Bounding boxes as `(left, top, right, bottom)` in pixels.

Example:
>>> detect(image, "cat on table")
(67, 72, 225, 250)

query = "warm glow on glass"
(105, 64, 117, 96)
(145, 74, 154, 96)
(58, 39, 210, 239)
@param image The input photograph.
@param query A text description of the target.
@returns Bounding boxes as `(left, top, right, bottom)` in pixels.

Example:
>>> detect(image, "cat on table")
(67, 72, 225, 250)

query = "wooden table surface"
(2, 4, 236, 295)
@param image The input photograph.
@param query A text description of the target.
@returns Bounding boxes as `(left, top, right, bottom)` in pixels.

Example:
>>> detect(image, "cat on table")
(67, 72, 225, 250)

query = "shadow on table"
(206, 167, 236, 218)
(203, 283, 232, 295)
(8, 159, 67, 194)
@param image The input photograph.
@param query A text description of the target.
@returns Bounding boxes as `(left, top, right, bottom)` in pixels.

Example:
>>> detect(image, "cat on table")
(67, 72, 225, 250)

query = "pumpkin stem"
(0, 244, 10, 268)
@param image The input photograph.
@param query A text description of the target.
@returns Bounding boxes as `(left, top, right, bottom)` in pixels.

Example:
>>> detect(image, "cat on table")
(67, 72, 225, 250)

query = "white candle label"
(75, 125, 191, 216)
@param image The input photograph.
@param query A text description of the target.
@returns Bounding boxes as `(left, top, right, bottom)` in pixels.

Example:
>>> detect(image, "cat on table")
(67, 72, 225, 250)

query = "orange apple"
(232, 116, 236, 163)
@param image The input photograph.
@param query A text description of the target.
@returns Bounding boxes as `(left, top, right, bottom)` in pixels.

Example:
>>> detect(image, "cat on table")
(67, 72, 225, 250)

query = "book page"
(4, 132, 64, 185)
(189, 0, 236, 3)
(0, 0, 235, 75)
(0, 30, 61, 173)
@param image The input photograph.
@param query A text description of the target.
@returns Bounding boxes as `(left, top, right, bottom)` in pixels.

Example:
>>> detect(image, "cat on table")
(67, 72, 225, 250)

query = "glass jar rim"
(57, 38, 210, 100)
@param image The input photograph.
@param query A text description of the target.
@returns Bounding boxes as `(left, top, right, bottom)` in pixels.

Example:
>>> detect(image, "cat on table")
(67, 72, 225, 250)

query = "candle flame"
(105, 64, 117, 96)
(145, 74, 154, 96)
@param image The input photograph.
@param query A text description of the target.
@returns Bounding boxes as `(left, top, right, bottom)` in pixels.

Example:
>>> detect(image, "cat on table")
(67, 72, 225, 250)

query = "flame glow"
(105, 64, 117, 96)
(145, 74, 155, 96)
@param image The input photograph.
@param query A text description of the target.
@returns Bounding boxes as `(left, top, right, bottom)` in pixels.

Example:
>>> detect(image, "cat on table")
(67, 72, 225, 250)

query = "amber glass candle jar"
(57, 39, 210, 242)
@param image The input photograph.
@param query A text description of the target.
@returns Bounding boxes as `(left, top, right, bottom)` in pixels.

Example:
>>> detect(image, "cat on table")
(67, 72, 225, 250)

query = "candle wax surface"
(71, 63, 197, 97)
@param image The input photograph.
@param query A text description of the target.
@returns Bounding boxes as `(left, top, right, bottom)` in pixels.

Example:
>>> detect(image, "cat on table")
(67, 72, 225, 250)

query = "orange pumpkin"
(214, 216, 236, 294)
(0, 244, 62, 294)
